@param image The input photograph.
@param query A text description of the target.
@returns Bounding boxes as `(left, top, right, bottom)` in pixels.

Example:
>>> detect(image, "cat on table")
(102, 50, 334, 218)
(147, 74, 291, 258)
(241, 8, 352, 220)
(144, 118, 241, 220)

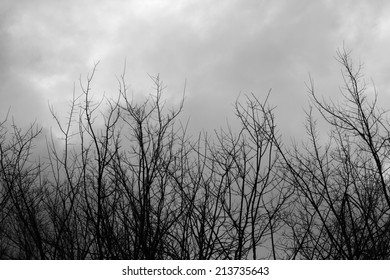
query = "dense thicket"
(1, 49, 389, 259)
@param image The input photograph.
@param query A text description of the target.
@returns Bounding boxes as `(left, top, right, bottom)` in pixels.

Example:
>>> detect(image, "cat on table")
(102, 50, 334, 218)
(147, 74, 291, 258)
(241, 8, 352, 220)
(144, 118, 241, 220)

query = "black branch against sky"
(0, 49, 389, 259)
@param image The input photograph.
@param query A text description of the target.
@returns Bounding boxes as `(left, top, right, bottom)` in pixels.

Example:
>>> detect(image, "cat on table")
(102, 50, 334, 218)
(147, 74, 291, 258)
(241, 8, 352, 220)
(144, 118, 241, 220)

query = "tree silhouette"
(276, 48, 390, 259)
(0, 48, 389, 259)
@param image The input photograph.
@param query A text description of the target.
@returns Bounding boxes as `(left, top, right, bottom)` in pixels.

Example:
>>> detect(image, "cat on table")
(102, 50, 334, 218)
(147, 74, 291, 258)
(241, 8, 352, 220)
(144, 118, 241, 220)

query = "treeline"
(0, 49, 389, 259)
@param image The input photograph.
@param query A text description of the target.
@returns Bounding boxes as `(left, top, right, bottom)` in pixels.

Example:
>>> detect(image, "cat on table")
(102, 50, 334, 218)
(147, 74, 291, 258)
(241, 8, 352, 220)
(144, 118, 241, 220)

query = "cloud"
(1, 0, 390, 139)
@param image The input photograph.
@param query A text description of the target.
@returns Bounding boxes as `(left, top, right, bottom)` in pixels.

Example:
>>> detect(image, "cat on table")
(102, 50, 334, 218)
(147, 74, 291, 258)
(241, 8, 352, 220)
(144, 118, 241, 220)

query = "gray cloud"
(1, 0, 390, 138)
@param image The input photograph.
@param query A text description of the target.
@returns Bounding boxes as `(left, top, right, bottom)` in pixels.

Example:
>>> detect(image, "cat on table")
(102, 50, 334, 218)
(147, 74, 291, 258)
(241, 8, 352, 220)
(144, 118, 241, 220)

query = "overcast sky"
(1, 0, 390, 140)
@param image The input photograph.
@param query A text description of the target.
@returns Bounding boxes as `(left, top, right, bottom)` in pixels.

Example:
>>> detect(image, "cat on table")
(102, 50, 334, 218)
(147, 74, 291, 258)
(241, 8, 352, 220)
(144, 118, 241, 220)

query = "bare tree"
(0, 115, 47, 259)
(3, 48, 388, 260)
(107, 72, 188, 259)
(175, 92, 290, 259)
(277, 48, 390, 259)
